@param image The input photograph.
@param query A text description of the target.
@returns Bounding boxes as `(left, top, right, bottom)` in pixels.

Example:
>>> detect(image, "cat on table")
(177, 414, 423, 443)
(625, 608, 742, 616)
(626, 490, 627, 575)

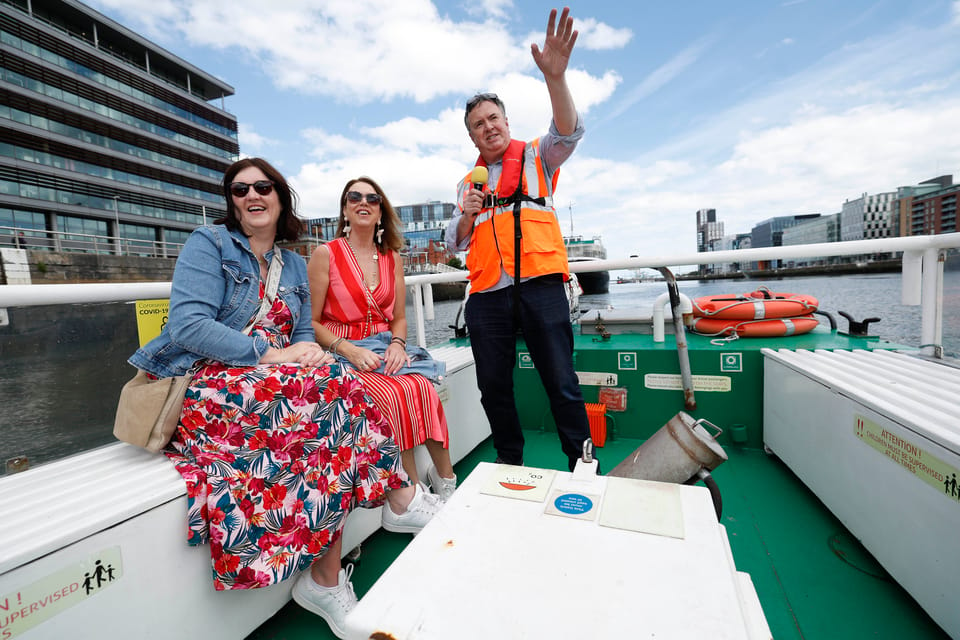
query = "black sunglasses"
(466, 92, 499, 110)
(346, 191, 382, 205)
(230, 180, 274, 198)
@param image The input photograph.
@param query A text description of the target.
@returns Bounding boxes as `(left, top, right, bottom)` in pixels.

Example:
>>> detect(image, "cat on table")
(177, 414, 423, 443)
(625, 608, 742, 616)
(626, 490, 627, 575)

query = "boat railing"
(2, 233, 959, 355)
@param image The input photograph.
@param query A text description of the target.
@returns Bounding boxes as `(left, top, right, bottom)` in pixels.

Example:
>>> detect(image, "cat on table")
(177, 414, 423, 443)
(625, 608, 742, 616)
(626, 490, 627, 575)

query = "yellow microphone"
(470, 166, 488, 193)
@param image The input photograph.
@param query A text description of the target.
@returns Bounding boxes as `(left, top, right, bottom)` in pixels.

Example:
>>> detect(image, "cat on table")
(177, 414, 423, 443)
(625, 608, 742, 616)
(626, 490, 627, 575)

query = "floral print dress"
(164, 285, 408, 590)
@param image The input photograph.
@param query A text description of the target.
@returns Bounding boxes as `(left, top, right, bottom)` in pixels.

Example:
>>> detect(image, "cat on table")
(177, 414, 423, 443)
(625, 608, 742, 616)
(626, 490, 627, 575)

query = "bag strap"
(242, 246, 282, 335)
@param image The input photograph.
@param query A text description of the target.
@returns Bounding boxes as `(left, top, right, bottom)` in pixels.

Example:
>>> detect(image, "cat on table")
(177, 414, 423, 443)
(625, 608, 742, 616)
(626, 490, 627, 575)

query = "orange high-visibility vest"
(458, 139, 568, 293)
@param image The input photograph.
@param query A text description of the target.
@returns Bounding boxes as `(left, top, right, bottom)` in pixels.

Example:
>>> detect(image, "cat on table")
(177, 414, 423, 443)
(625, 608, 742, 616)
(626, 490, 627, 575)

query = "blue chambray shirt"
(129, 224, 313, 378)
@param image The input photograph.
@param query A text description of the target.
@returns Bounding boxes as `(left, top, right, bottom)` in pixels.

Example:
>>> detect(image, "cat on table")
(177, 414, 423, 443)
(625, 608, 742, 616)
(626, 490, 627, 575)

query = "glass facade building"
(395, 200, 454, 254)
(305, 200, 456, 268)
(0, 0, 238, 256)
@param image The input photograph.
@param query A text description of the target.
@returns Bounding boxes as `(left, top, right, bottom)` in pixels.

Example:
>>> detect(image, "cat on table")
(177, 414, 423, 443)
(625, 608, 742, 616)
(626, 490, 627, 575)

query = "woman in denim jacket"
(128, 158, 439, 639)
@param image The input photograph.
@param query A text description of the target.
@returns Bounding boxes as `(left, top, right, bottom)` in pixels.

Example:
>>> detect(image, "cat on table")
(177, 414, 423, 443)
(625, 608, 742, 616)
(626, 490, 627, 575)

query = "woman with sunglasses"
(128, 158, 439, 639)
(308, 177, 458, 502)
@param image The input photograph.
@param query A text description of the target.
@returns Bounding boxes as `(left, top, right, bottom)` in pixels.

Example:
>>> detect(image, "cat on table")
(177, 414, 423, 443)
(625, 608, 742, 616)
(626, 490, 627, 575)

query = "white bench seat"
(763, 348, 960, 638)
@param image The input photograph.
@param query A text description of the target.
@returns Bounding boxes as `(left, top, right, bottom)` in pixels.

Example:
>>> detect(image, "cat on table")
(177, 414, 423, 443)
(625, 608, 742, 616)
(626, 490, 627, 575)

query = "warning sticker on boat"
(576, 371, 618, 386)
(0, 546, 122, 639)
(135, 299, 169, 347)
(855, 415, 960, 504)
(481, 466, 556, 503)
(643, 374, 731, 392)
(544, 490, 600, 521)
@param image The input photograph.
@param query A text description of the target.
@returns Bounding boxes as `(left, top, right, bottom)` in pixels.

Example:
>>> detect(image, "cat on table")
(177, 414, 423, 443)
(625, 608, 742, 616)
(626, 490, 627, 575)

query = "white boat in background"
(564, 234, 609, 294)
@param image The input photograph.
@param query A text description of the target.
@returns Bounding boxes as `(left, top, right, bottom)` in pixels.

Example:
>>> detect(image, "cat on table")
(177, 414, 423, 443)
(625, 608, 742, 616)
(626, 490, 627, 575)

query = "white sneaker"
(427, 466, 457, 503)
(382, 483, 441, 534)
(291, 564, 358, 639)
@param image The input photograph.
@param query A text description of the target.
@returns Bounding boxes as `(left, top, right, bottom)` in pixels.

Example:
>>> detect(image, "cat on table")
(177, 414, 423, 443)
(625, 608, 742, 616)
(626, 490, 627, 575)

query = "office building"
(840, 191, 896, 242)
(0, 0, 237, 256)
(899, 175, 956, 236)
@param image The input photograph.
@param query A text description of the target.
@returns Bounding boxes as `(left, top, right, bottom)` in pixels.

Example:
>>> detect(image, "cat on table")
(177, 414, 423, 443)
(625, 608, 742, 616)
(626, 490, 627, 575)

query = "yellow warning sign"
(855, 414, 960, 504)
(134, 299, 169, 346)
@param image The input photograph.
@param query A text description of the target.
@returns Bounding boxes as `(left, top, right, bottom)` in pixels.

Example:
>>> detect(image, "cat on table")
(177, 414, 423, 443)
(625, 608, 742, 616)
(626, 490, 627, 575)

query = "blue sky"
(87, 0, 960, 262)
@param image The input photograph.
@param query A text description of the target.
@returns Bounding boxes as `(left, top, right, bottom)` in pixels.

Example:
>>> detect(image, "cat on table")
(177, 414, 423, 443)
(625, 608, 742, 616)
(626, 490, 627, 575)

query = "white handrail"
(3, 234, 959, 353)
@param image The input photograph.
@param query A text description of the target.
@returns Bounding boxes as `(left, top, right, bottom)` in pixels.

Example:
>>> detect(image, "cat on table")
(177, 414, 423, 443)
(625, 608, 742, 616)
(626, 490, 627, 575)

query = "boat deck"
(247, 431, 949, 640)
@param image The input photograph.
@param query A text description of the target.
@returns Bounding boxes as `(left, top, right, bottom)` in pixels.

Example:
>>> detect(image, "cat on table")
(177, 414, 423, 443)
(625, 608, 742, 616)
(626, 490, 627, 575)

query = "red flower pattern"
(163, 293, 407, 590)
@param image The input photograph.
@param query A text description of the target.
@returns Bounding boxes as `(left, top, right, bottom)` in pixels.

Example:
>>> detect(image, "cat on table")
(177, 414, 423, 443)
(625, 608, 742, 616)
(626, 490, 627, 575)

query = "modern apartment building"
(840, 191, 896, 242)
(695, 208, 723, 253)
(903, 175, 956, 236)
(0, 0, 237, 256)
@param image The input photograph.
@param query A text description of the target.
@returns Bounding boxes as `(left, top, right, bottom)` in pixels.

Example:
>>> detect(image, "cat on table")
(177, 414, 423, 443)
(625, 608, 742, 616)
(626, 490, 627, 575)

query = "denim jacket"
(129, 225, 313, 378)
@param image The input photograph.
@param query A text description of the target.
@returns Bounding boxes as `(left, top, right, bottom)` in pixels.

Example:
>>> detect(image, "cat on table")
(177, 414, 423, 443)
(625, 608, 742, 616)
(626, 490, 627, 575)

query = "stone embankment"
(0, 250, 176, 284)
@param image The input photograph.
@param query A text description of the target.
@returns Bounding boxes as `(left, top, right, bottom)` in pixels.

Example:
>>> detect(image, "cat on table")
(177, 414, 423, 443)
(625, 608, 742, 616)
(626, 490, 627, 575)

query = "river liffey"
(1, 269, 957, 473)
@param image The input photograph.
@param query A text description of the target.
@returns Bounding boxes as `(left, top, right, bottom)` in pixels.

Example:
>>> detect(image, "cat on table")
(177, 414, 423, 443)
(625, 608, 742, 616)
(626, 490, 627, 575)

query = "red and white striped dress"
(319, 238, 449, 451)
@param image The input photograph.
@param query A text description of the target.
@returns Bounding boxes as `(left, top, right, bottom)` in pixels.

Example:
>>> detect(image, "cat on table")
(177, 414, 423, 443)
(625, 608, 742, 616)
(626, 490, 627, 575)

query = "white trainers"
(381, 483, 441, 534)
(426, 466, 457, 503)
(291, 564, 358, 639)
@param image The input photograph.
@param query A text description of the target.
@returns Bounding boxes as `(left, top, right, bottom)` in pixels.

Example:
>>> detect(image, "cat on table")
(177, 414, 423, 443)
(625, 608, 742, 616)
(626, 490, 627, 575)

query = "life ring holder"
(692, 286, 819, 321)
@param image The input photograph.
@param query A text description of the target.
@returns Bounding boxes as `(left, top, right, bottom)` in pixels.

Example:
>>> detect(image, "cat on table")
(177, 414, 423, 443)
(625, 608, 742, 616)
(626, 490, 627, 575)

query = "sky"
(86, 0, 960, 263)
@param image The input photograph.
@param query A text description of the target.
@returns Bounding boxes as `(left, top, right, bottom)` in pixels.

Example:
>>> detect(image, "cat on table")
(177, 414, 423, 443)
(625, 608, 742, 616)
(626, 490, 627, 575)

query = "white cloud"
(566, 18, 633, 51)
(90, 0, 591, 104)
(236, 123, 277, 156)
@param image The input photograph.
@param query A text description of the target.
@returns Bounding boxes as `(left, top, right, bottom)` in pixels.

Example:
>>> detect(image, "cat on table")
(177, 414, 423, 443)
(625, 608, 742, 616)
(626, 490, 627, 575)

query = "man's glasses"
(466, 92, 499, 111)
(346, 191, 383, 205)
(230, 180, 274, 198)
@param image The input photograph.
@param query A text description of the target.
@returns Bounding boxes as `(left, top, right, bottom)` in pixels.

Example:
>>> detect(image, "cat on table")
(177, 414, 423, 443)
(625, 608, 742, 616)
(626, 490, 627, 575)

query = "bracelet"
(391, 336, 406, 346)
(329, 337, 346, 355)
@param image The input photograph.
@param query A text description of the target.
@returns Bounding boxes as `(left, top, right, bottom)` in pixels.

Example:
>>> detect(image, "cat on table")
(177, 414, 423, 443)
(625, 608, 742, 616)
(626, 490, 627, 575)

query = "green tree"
(446, 256, 464, 270)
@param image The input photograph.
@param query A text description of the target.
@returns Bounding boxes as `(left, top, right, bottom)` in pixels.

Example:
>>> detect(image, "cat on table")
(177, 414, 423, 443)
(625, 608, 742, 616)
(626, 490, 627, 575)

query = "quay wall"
(1, 251, 176, 284)
(675, 259, 902, 281)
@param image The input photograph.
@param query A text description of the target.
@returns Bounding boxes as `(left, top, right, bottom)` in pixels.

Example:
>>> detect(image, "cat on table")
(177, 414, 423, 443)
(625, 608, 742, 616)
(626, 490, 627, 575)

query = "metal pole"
(112, 196, 123, 256)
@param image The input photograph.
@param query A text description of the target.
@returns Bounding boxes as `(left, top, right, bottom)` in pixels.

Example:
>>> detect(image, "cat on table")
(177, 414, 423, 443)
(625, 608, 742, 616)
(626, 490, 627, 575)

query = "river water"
(2, 269, 958, 474)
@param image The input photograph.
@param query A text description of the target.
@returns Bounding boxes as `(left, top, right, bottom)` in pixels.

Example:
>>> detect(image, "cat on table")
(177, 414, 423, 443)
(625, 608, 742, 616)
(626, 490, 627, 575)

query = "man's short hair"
(464, 92, 506, 130)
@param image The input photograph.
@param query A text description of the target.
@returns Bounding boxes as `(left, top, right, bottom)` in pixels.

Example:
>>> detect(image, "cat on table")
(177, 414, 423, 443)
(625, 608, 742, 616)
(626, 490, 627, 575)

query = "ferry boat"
(0, 234, 958, 639)
(564, 234, 610, 295)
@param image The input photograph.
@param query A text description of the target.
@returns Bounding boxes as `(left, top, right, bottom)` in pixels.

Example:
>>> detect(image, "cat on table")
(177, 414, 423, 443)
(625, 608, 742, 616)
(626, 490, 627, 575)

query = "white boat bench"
(762, 348, 960, 639)
(0, 345, 484, 640)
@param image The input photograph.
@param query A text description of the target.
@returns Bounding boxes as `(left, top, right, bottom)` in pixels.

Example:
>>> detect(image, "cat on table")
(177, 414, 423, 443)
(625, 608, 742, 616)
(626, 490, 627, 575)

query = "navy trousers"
(465, 274, 591, 470)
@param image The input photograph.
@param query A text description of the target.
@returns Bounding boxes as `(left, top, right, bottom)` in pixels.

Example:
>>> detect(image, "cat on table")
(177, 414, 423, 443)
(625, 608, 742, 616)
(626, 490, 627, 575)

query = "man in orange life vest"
(444, 7, 593, 472)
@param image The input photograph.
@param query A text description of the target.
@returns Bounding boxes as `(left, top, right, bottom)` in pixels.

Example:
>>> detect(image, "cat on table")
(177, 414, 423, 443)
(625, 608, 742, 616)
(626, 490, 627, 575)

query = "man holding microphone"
(445, 7, 593, 472)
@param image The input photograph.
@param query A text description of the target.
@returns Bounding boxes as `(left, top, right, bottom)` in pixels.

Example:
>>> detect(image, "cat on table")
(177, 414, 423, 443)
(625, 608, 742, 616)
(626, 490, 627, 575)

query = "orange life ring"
(692, 289, 818, 320)
(691, 314, 820, 337)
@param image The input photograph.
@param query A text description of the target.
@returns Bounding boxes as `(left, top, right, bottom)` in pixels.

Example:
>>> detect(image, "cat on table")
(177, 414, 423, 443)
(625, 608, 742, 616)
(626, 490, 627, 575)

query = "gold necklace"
(342, 239, 378, 337)
(345, 239, 380, 291)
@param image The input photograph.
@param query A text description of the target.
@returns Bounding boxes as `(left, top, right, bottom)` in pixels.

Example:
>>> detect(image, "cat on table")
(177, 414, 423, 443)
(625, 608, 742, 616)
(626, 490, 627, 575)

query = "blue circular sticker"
(553, 493, 593, 515)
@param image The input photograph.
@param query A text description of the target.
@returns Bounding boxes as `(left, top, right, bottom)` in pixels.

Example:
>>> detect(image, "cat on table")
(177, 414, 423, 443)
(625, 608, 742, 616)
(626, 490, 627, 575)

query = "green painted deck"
(247, 431, 949, 640)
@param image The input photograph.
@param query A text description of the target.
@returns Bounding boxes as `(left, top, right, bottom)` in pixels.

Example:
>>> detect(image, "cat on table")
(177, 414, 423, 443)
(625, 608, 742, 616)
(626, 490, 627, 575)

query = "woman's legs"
(400, 449, 420, 485)
(310, 537, 343, 586)
(385, 484, 416, 514)
(425, 439, 455, 478)
(400, 440, 455, 486)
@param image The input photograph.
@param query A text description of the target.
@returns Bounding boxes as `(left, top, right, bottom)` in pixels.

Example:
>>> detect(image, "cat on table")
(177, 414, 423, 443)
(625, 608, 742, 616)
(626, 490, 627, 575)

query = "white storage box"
(345, 462, 770, 639)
